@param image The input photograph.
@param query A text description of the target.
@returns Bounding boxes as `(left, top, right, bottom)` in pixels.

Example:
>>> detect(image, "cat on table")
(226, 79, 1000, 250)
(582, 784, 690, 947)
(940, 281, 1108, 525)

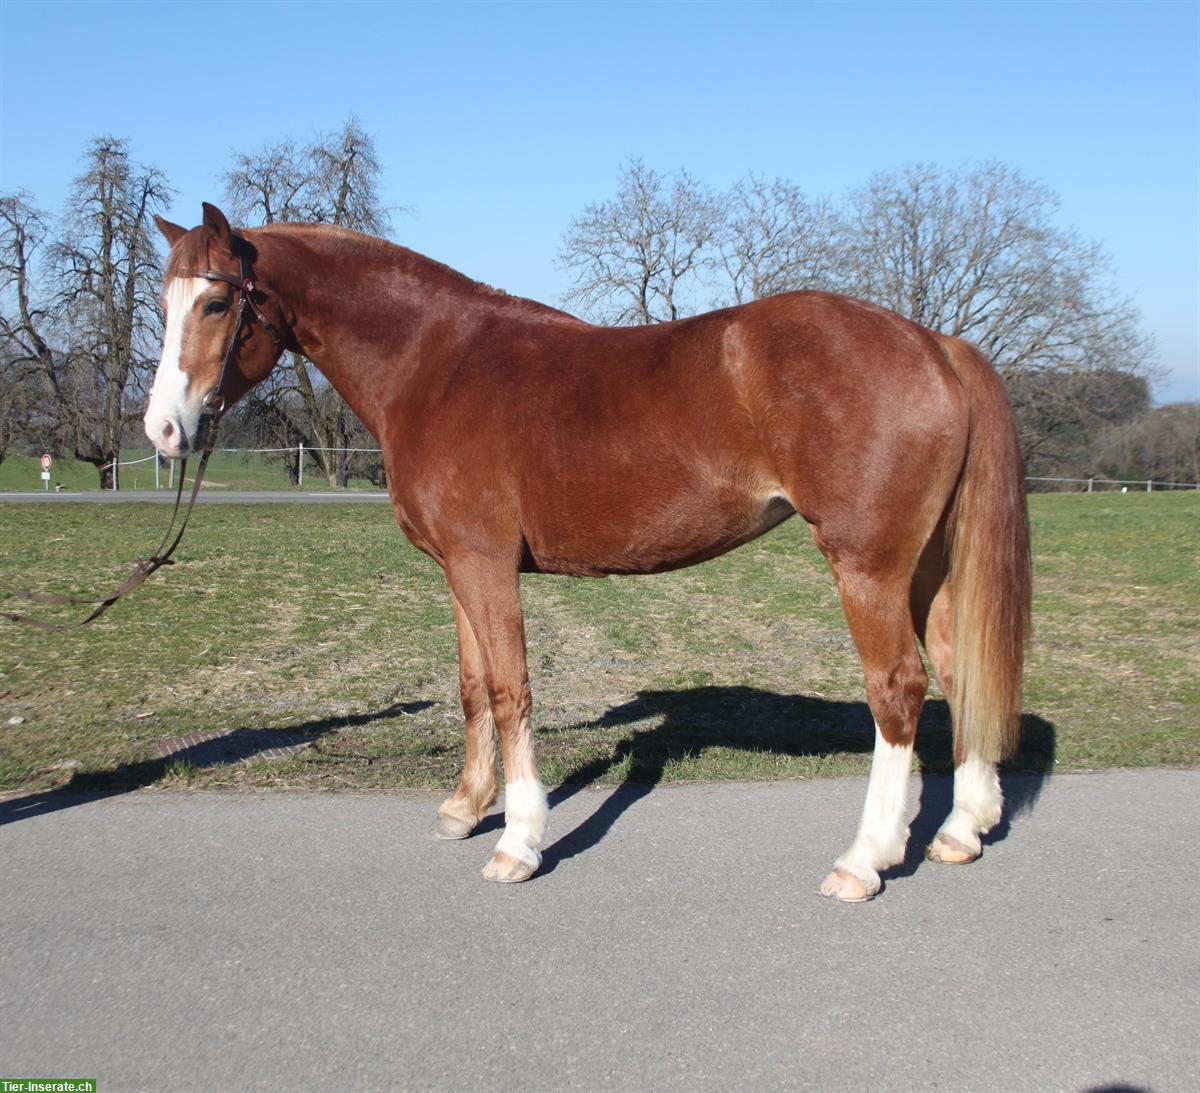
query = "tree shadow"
(0, 700, 433, 828)
(539, 686, 1056, 882)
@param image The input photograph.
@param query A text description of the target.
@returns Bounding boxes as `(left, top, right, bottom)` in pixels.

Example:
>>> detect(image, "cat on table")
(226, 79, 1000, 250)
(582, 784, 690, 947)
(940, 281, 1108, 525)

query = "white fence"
(102, 447, 1200, 493)
(1025, 476, 1199, 493)
(111, 443, 383, 490)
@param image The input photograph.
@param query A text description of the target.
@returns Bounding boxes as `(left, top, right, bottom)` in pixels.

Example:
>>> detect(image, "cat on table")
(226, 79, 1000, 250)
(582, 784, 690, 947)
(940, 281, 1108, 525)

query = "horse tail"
(939, 335, 1032, 764)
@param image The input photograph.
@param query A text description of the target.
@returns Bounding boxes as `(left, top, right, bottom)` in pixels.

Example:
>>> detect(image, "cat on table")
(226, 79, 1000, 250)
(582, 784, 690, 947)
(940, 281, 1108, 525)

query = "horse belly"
(522, 486, 794, 577)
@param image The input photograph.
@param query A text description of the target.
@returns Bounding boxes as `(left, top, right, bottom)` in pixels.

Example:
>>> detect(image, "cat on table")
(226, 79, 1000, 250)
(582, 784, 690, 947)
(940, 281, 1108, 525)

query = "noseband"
(3, 242, 285, 631)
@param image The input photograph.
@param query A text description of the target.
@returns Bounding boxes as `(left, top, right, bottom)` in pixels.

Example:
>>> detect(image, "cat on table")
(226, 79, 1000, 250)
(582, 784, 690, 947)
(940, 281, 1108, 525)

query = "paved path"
(1, 770, 1196, 1092)
(0, 489, 391, 503)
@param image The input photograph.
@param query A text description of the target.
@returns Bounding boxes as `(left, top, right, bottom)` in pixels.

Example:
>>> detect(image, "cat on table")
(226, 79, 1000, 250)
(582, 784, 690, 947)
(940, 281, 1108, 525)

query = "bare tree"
(559, 157, 1159, 477)
(307, 117, 392, 235)
(223, 116, 391, 486)
(836, 162, 1154, 378)
(223, 139, 315, 227)
(0, 342, 37, 465)
(833, 163, 1158, 474)
(1007, 367, 1151, 478)
(720, 175, 839, 304)
(0, 193, 63, 461)
(1, 143, 170, 486)
(53, 137, 172, 486)
(559, 159, 724, 324)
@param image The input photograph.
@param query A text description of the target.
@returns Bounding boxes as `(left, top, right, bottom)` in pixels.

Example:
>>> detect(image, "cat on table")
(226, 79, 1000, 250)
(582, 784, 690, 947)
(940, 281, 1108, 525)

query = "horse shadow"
(0, 700, 433, 828)
(538, 686, 1057, 881)
(3, 684, 1056, 892)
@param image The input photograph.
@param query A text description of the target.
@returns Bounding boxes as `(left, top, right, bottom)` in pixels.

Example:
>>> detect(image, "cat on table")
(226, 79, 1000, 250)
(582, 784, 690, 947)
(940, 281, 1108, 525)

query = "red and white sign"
(39, 453, 52, 471)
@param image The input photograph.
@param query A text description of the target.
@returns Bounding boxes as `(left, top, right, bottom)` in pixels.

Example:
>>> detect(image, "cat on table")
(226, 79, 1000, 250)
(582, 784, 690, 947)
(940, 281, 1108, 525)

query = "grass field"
(0, 493, 1196, 795)
(0, 450, 382, 493)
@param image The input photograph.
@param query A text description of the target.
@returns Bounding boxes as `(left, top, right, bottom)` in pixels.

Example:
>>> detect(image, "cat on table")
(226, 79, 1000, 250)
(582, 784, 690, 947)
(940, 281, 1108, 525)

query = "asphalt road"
(1, 490, 391, 503)
(1, 770, 1196, 1092)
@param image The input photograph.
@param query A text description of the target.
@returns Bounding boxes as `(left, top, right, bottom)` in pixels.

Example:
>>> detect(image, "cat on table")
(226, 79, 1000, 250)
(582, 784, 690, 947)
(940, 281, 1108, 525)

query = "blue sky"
(2, 0, 1196, 402)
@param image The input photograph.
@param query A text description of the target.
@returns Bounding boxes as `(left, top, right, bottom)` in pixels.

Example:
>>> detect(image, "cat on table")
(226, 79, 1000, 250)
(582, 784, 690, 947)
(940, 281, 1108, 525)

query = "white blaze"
(144, 277, 207, 456)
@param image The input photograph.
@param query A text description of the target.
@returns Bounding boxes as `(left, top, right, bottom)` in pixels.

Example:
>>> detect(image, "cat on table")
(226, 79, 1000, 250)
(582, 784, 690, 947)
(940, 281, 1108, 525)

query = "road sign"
(40, 453, 52, 471)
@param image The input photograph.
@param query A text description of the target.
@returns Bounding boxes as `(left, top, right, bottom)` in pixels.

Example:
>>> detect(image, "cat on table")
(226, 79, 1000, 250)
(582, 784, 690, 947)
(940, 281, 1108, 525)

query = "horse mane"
(251, 222, 579, 322)
(163, 219, 577, 322)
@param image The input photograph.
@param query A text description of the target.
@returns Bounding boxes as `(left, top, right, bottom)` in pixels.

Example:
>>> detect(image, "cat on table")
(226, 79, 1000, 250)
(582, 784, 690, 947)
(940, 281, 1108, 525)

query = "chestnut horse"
(145, 204, 1030, 901)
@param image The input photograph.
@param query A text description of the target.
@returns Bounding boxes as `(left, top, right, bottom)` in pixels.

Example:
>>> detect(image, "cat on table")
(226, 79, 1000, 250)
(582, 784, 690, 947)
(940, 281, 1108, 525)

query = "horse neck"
(250, 225, 515, 439)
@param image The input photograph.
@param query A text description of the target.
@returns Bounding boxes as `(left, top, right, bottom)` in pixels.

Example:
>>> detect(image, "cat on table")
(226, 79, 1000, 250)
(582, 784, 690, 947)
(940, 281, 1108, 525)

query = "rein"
(3, 244, 283, 631)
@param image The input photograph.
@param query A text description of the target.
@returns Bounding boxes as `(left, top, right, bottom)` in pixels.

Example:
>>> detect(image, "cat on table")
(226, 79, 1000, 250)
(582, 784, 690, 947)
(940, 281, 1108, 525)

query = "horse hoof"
(482, 850, 538, 884)
(819, 867, 877, 903)
(433, 813, 475, 840)
(926, 833, 980, 864)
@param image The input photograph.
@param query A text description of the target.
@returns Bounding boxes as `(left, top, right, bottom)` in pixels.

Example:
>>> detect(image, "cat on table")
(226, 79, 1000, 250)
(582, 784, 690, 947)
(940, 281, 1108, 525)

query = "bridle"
(4, 240, 285, 631)
(183, 243, 286, 433)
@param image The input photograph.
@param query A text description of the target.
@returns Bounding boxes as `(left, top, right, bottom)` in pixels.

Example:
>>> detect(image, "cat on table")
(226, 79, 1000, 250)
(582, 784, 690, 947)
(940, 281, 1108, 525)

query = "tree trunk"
(288, 351, 339, 485)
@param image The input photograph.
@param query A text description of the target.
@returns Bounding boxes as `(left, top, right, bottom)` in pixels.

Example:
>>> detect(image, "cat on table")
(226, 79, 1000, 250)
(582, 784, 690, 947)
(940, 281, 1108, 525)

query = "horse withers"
(145, 203, 1031, 901)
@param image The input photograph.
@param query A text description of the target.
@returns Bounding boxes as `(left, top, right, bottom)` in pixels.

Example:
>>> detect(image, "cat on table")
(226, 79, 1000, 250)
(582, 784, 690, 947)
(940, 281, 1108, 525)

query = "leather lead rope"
(3, 240, 281, 631)
(3, 440, 216, 631)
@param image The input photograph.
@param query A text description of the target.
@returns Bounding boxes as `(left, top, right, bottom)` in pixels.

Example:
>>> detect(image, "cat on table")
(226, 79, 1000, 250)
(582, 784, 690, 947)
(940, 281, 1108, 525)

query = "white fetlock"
(502, 778, 547, 848)
(929, 756, 1003, 863)
(481, 778, 547, 884)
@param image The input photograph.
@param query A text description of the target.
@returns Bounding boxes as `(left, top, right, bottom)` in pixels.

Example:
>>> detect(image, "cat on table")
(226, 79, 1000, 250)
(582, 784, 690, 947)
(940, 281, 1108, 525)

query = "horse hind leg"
(820, 565, 928, 903)
(912, 558, 1003, 865)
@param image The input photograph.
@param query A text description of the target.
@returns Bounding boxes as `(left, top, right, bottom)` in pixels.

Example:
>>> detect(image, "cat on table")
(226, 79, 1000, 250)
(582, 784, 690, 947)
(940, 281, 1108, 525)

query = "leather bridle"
(185, 244, 287, 421)
(4, 240, 285, 631)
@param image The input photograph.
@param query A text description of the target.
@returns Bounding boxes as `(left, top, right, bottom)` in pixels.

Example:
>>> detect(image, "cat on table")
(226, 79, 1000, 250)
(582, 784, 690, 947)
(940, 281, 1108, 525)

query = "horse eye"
(203, 298, 229, 316)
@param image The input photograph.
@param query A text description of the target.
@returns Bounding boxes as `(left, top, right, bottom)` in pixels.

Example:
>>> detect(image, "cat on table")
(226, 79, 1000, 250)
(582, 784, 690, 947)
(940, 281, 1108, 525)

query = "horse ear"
(154, 215, 188, 247)
(201, 202, 233, 244)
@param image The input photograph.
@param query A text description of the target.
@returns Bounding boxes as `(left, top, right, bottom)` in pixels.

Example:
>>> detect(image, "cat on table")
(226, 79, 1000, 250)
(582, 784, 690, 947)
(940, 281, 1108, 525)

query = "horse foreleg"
(434, 591, 499, 840)
(445, 555, 548, 883)
(820, 570, 928, 902)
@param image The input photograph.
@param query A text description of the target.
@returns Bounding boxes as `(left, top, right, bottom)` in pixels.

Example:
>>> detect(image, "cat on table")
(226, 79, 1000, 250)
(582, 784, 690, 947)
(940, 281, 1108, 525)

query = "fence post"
(1087, 477, 1094, 493)
(1146, 479, 1152, 493)
(112, 455, 119, 491)
(155, 450, 160, 490)
(298, 442, 304, 488)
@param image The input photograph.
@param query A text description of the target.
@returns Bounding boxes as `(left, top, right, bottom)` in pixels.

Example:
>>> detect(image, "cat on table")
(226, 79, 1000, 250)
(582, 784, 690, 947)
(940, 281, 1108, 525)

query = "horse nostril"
(161, 419, 175, 441)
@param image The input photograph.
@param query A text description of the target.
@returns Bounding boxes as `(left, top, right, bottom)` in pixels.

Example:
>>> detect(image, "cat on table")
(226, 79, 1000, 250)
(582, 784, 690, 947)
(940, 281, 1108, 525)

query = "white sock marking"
(495, 777, 548, 868)
(938, 755, 1003, 853)
(836, 725, 914, 887)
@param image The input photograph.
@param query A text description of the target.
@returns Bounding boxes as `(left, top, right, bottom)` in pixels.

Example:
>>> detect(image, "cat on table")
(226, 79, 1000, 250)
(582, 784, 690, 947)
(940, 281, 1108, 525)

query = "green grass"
(0, 493, 1196, 795)
(0, 450, 382, 493)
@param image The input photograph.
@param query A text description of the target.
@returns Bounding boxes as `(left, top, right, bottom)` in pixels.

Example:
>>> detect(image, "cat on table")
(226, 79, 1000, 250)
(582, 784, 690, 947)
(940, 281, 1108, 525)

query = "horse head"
(145, 203, 289, 457)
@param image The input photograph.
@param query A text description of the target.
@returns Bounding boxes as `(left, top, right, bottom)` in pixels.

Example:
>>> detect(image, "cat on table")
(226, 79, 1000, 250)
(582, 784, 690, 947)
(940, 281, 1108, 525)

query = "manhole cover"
(154, 729, 316, 764)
